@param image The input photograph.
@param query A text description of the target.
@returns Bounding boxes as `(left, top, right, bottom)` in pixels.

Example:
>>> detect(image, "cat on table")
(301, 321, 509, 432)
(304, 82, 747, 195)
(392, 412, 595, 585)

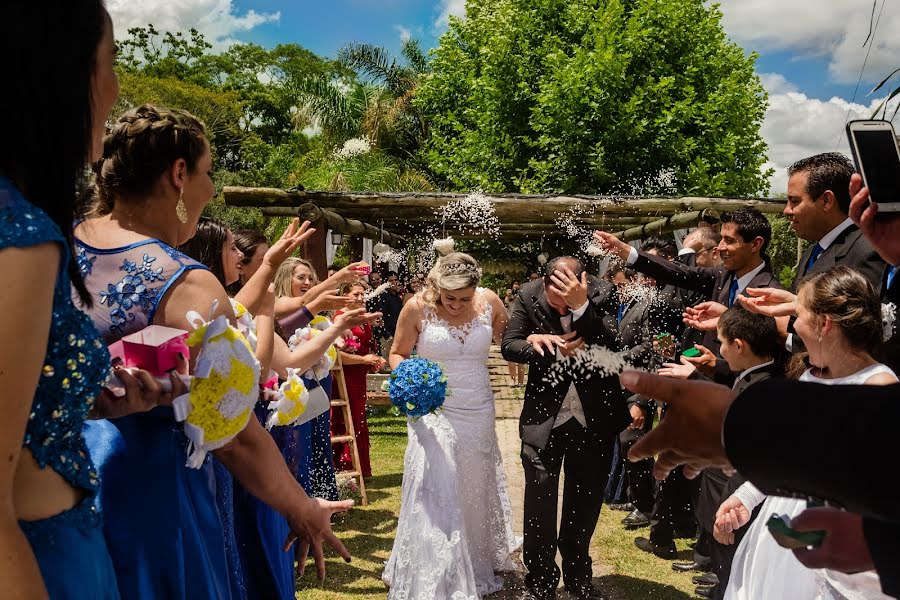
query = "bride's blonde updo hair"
(422, 252, 482, 306)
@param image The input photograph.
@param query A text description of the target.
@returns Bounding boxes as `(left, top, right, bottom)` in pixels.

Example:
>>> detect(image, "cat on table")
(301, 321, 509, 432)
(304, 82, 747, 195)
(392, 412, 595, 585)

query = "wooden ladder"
(329, 354, 368, 506)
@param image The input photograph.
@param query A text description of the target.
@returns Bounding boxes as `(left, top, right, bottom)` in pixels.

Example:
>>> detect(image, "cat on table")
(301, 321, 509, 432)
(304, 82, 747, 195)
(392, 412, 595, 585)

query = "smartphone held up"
(845, 119, 900, 213)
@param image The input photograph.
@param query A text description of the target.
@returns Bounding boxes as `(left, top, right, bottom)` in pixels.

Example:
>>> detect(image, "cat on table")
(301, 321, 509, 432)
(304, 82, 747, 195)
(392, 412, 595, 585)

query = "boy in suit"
(690, 306, 781, 599)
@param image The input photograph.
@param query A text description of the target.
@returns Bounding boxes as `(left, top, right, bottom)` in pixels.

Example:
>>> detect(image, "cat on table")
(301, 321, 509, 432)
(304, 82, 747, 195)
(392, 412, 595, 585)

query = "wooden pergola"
(224, 186, 787, 276)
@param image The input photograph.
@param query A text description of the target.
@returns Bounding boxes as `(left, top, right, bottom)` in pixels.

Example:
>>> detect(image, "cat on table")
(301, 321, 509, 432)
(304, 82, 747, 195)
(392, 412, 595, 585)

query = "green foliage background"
(111, 3, 783, 281)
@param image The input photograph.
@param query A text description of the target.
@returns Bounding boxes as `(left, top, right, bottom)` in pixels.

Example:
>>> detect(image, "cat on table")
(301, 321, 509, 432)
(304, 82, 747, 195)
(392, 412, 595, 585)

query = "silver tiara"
(439, 262, 483, 278)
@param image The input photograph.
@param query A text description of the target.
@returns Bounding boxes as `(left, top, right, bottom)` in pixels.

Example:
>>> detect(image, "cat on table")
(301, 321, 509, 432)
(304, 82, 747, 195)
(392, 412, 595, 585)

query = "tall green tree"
(416, 0, 772, 196)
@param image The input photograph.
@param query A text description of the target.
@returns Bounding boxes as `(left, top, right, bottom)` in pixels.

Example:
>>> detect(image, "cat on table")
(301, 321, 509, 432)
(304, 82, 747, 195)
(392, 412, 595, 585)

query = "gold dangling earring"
(175, 187, 188, 224)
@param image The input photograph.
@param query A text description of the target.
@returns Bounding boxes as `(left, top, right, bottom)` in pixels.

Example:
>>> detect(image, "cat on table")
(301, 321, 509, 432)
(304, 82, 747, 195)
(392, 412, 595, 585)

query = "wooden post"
(303, 216, 328, 281)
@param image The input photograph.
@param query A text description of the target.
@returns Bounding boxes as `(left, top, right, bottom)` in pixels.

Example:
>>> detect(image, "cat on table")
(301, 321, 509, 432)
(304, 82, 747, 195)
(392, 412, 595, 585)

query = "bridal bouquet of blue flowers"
(387, 357, 448, 418)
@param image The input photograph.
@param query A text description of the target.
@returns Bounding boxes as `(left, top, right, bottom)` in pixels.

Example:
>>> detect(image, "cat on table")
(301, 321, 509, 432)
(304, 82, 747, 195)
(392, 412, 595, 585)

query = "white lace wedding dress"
(383, 290, 519, 599)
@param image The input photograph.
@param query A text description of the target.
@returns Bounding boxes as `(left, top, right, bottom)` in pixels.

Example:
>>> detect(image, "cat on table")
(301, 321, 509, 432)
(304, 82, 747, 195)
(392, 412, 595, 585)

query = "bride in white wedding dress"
(382, 252, 520, 599)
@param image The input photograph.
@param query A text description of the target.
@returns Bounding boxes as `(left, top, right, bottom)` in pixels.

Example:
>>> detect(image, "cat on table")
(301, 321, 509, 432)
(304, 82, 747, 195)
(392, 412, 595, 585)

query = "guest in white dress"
(382, 252, 519, 599)
(718, 266, 895, 600)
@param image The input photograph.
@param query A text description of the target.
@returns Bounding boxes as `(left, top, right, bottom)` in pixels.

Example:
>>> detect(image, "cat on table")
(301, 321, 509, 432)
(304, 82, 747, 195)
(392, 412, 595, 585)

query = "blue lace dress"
(0, 178, 119, 599)
(75, 231, 238, 599)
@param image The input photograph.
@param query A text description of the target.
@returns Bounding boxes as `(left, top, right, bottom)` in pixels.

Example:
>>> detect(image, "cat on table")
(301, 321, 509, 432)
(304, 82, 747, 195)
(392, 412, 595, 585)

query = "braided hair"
(89, 104, 207, 215)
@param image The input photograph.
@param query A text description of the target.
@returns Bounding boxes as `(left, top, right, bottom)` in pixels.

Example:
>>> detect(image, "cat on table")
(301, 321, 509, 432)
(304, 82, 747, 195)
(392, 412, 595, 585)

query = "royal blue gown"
(232, 405, 295, 600)
(76, 233, 236, 599)
(1, 178, 120, 599)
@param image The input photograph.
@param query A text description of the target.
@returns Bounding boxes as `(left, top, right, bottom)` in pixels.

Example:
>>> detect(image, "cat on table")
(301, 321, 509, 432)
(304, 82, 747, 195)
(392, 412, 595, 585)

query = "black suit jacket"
(726, 379, 900, 598)
(631, 251, 783, 382)
(501, 278, 628, 449)
(791, 223, 886, 294)
(617, 297, 652, 370)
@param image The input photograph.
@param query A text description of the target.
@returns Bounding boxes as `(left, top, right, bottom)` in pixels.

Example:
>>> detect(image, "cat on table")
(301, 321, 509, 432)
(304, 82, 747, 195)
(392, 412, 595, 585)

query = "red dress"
(331, 317, 374, 478)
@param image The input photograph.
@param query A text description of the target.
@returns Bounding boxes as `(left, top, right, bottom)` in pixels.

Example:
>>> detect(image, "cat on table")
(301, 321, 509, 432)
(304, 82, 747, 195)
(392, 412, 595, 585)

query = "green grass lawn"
(296, 409, 700, 599)
(295, 409, 406, 599)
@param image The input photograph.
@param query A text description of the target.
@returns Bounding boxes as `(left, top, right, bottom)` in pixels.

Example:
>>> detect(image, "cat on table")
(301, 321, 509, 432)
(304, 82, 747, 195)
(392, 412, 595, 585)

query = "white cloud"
(759, 73, 899, 193)
(106, 0, 279, 50)
(717, 0, 900, 84)
(434, 0, 466, 30)
(395, 25, 412, 42)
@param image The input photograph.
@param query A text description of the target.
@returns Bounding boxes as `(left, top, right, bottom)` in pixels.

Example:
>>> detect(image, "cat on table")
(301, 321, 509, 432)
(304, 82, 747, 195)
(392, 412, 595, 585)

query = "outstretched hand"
(657, 356, 697, 380)
(683, 301, 727, 331)
(620, 370, 736, 480)
(334, 308, 382, 330)
(264, 218, 315, 269)
(849, 172, 900, 266)
(592, 230, 632, 262)
(739, 287, 797, 318)
(285, 497, 354, 581)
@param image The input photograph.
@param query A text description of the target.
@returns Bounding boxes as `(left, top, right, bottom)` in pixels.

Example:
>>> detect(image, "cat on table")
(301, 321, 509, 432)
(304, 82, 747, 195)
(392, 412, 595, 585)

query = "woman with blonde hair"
(273, 257, 368, 502)
(383, 252, 519, 598)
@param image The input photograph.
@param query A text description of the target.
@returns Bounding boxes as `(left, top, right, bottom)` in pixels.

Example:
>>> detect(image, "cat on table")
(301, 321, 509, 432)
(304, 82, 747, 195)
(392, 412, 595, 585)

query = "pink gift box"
(108, 325, 189, 377)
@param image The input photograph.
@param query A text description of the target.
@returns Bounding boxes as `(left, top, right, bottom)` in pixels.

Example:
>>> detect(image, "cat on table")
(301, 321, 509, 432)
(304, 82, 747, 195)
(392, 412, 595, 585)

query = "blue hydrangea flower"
(388, 357, 448, 419)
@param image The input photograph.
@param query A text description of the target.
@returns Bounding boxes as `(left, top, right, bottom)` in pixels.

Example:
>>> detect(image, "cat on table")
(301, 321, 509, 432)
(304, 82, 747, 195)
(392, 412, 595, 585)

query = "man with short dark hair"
(502, 256, 624, 600)
(784, 152, 886, 350)
(377, 271, 404, 359)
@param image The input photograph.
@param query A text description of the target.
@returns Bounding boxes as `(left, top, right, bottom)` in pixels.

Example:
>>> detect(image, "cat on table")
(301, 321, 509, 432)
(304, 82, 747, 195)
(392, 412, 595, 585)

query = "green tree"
(416, 0, 772, 196)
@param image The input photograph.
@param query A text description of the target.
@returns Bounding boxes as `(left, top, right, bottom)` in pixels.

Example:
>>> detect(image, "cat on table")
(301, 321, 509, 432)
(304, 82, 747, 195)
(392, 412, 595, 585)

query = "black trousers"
(649, 466, 699, 546)
(522, 419, 612, 595)
(618, 417, 655, 516)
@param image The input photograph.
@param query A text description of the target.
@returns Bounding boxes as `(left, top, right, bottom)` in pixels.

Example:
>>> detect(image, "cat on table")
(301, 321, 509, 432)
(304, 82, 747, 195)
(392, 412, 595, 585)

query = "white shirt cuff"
(731, 481, 767, 512)
(785, 333, 794, 352)
(627, 246, 638, 265)
(571, 300, 589, 321)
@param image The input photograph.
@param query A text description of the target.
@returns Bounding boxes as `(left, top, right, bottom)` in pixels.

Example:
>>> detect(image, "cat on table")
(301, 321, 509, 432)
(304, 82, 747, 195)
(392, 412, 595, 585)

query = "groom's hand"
(558, 332, 585, 357)
(548, 266, 588, 309)
(526, 333, 567, 356)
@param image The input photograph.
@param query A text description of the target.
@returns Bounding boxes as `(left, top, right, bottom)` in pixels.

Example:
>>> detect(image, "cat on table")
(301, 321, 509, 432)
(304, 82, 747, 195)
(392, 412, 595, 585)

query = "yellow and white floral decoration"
(266, 367, 309, 429)
(287, 320, 337, 381)
(174, 301, 261, 468)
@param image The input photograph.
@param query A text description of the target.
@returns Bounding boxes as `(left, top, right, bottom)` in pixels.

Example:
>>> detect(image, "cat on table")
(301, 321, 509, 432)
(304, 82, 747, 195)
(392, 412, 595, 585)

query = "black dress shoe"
(634, 536, 676, 559)
(672, 560, 711, 572)
(694, 584, 715, 598)
(621, 509, 650, 529)
(692, 573, 719, 586)
(608, 502, 634, 512)
(564, 583, 607, 600)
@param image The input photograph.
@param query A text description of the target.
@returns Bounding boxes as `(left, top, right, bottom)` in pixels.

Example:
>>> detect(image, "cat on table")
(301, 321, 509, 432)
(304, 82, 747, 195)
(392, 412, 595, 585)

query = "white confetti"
(547, 344, 631, 385)
(365, 282, 391, 301)
(435, 190, 501, 239)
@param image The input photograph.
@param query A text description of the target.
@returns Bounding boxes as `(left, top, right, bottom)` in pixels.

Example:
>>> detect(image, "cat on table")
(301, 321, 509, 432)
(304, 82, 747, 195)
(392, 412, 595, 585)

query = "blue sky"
(106, 0, 900, 192)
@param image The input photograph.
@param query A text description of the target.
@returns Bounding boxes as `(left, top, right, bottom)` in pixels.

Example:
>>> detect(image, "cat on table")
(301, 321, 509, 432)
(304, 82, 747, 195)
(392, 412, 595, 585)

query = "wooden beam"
(613, 209, 720, 242)
(259, 205, 405, 246)
(294, 203, 406, 246)
(224, 187, 787, 218)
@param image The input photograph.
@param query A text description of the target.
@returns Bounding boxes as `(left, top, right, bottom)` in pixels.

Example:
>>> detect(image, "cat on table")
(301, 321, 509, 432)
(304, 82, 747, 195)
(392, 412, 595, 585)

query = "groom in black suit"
(502, 257, 628, 600)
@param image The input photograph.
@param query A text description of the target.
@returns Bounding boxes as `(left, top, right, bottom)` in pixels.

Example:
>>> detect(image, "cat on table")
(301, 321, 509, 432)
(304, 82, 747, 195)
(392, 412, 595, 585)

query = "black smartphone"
(845, 120, 900, 213)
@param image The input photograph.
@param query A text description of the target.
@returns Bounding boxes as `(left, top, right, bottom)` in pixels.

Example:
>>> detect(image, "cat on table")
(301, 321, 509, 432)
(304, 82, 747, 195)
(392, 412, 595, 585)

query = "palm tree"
(291, 40, 430, 158)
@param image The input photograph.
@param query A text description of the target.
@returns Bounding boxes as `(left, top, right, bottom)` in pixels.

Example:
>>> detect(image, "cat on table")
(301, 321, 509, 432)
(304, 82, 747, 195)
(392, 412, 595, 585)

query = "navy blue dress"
(0, 178, 119, 599)
(75, 233, 236, 599)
